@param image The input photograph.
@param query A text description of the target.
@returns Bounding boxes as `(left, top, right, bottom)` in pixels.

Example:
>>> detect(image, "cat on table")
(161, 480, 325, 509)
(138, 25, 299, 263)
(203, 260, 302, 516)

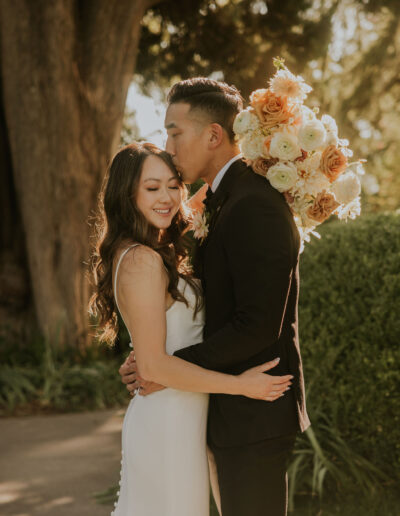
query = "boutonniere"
(191, 210, 210, 243)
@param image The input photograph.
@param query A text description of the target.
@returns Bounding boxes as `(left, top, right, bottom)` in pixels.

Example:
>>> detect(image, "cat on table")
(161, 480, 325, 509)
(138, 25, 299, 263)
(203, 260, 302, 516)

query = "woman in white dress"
(89, 142, 291, 516)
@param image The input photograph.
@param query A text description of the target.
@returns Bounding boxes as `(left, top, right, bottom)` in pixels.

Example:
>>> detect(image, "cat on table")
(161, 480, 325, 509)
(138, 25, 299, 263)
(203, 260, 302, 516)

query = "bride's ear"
(208, 123, 224, 149)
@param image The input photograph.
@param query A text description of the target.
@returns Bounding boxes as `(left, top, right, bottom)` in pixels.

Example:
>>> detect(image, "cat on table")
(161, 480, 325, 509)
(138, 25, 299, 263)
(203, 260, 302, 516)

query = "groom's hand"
(119, 350, 166, 397)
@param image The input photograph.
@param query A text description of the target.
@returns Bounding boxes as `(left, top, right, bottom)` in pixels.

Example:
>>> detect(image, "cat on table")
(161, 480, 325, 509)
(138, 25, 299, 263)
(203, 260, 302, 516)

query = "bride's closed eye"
(146, 186, 179, 191)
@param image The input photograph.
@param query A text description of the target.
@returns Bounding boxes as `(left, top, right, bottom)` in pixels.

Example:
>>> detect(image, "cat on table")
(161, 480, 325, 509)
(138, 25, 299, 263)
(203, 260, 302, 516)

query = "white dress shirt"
(211, 154, 243, 193)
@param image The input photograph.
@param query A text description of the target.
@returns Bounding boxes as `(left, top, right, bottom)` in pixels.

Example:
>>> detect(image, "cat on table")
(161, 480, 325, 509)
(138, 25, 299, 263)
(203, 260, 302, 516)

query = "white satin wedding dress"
(111, 244, 210, 516)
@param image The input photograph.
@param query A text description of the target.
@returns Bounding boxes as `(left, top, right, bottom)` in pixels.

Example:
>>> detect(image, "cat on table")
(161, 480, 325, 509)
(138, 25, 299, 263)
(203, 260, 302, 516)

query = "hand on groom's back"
(119, 349, 166, 396)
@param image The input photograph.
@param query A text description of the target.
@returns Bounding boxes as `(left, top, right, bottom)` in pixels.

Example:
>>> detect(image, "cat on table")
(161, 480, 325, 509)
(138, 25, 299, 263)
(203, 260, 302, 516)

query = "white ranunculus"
(298, 120, 326, 152)
(266, 162, 298, 193)
(239, 131, 265, 160)
(331, 171, 361, 204)
(269, 130, 302, 161)
(233, 109, 260, 136)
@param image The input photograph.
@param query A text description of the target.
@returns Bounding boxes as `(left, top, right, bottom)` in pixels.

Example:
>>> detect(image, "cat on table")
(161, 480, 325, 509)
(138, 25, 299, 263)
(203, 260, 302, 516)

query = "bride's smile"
(136, 154, 181, 229)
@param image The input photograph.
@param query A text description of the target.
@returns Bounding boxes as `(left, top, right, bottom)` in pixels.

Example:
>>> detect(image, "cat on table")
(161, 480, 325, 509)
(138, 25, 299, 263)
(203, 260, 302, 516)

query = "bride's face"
(136, 155, 182, 229)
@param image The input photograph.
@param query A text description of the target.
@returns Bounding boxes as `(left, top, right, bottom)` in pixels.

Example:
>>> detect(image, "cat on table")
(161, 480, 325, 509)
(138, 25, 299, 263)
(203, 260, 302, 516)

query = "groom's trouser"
(209, 432, 296, 516)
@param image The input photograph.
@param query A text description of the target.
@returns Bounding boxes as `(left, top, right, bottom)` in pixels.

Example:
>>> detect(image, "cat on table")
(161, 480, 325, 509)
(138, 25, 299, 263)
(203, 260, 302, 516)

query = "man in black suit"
(119, 78, 310, 516)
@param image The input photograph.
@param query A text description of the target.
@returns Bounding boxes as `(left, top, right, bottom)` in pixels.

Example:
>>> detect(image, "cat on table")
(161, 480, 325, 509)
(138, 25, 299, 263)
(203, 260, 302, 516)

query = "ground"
(0, 409, 124, 516)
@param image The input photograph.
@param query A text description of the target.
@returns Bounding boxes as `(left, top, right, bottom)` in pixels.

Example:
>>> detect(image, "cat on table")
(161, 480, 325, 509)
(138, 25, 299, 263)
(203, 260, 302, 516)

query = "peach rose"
(320, 145, 348, 183)
(307, 191, 340, 223)
(250, 89, 295, 129)
(252, 157, 279, 177)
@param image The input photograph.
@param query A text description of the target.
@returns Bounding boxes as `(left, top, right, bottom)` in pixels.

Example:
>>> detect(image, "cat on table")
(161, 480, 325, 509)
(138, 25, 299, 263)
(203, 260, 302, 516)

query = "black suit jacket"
(174, 159, 310, 447)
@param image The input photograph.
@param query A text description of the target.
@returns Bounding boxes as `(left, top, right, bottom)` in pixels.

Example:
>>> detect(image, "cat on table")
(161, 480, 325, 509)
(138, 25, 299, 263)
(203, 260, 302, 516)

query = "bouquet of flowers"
(233, 57, 364, 248)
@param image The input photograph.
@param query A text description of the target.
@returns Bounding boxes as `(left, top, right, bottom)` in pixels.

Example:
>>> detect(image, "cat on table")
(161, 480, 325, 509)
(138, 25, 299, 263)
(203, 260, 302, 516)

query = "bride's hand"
(238, 358, 293, 401)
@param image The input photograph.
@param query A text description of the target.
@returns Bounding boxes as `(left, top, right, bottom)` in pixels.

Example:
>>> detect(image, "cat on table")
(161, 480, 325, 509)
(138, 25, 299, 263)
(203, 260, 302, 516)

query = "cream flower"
(321, 114, 338, 134)
(239, 130, 265, 160)
(266, 162, 298, 193)
(295, 170, 331, 198)
(325, 132, 339, 147)
(191, 212, 209, 241)
(298, 120, 326, 152)
(293, 196, 316, 229)
(331, 171, 361, 205)
(269, 130, 302, 161)
(269, 69, 312, 101)
(336, 197, 361, 220)
(233, 109, 260, 136)
(300, 105, 317, 123)
(296, 151, 322, 174)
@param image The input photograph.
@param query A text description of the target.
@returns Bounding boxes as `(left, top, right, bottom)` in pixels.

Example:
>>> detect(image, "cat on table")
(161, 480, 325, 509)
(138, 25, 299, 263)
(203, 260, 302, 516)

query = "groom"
(119, 78, 310, 515)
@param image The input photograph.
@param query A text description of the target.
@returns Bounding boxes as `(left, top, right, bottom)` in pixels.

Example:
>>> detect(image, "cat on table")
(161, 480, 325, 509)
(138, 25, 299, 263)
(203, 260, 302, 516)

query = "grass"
(287, 412, 391, 511)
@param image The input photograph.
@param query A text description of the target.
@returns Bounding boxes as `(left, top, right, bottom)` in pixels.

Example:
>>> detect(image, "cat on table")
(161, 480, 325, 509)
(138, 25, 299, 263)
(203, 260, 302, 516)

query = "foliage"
(137, 0, 336, 98)
(298, 212, 400, 479)
(288, 408, 390, 510)
(0, 334, 130, 415)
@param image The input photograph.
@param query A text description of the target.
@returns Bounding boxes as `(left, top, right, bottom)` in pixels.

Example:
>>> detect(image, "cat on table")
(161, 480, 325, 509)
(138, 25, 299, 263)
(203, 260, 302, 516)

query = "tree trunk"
(0, 0, 155, 348)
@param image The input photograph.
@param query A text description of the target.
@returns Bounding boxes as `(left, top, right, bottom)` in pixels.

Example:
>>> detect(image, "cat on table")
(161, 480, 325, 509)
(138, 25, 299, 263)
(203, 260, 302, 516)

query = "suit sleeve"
(174, 195, 296, 371)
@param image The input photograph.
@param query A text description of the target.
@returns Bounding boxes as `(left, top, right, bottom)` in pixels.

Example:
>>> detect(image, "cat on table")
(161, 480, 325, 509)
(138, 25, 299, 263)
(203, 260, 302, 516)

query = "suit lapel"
(193, 159, 248, 278)
(202, 158, 247, 245)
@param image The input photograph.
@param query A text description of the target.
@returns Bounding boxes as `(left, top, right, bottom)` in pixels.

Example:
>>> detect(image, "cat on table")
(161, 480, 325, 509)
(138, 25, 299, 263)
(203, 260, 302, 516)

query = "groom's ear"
(208, 123, 224, 149)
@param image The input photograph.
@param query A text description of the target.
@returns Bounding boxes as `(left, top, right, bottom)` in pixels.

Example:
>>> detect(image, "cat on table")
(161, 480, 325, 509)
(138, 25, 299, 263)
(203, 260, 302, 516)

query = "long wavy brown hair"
(89, 141, 202, 344)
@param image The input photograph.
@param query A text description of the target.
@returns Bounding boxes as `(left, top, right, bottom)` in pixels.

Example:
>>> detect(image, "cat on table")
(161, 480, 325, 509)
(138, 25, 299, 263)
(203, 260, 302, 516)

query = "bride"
(89, 141, 292, 516)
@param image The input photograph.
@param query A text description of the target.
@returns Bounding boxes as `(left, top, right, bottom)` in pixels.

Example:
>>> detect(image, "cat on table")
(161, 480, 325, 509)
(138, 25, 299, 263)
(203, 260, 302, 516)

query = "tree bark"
(0, 0, 153, 348)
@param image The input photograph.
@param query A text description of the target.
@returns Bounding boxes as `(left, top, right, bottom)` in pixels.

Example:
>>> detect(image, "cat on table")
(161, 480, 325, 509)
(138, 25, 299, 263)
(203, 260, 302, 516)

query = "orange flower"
(250, 89, 295, 129)
(307, 191, 340, 223)
(320, 145, 348, 183)
(252, 157, 279, 177)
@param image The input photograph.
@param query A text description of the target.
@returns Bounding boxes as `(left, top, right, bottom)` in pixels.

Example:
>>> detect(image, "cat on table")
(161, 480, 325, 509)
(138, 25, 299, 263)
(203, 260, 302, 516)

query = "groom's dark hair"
(167, 78, 243, 142)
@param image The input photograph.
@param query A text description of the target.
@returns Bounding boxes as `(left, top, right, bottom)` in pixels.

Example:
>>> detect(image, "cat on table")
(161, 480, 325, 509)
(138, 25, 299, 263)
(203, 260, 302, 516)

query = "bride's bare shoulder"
(117, 244, 165, 280)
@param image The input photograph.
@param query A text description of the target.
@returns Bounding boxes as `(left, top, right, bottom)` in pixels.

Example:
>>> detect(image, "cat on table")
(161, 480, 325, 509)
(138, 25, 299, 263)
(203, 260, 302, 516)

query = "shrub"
(0, 335, 129, 414)
(298, 212, 400, 479)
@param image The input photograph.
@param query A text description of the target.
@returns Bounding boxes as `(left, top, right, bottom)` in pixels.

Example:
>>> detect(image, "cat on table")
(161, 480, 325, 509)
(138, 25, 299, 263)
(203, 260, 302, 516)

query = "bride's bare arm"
(116, 246, 292, 400)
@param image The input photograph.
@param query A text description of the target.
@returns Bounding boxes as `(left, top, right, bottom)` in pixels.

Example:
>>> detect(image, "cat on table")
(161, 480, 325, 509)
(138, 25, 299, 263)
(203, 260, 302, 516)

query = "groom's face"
(165, 102, 211, 184)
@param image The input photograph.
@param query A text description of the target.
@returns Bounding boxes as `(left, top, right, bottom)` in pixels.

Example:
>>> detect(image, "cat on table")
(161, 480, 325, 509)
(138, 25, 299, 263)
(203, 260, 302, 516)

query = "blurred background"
(0, 1, 399, 515)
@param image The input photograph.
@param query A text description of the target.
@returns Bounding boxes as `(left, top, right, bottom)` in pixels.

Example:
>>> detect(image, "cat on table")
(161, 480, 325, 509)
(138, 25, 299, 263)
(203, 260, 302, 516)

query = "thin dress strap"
(113, 244, 141, 315)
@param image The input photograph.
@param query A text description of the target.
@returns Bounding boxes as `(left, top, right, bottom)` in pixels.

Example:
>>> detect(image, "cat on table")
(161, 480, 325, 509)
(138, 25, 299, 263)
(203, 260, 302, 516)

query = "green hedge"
(299, 212, 400, 477)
